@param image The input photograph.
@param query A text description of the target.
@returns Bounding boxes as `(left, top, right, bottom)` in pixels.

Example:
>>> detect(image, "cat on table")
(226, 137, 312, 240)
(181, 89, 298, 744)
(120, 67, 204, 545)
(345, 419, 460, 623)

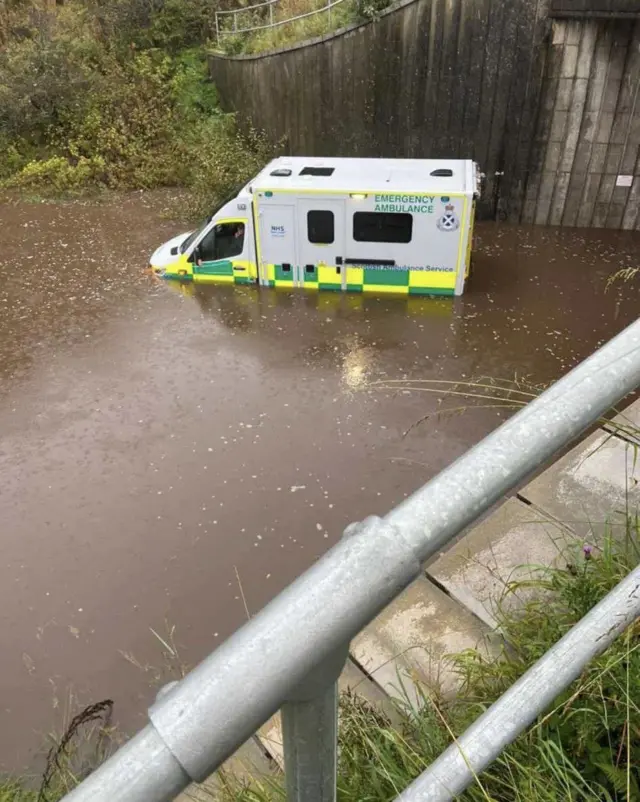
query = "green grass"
(0, 783, 37, 802)
(211, 519, 639, 802)
(215, 0, 392, 55)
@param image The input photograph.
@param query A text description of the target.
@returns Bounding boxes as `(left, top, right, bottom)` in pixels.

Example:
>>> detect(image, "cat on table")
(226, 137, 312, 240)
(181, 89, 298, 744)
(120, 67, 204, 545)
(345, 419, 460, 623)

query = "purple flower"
(583, 544, 593, 560)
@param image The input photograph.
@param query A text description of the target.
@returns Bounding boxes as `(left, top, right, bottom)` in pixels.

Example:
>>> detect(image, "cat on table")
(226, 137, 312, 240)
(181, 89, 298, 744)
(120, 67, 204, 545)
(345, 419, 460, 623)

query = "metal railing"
(62, 318, 640, 802)
(215, 0, 348, 43)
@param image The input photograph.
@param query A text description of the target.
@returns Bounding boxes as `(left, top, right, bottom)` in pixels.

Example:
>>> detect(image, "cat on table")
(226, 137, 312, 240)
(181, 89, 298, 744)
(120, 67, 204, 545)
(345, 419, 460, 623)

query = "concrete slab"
(519, 429, 640, 540)
(427, 498, 577, 628)
(350, 575, 493, 707)
(258, 712, 284, 770)
(606, 397, 640, 445)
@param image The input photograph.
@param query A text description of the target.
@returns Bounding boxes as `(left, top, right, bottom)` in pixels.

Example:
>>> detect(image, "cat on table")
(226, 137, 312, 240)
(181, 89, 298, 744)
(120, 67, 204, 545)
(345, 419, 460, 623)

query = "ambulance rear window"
(353, 212, 413, 244)
(307, 210, 335, 244)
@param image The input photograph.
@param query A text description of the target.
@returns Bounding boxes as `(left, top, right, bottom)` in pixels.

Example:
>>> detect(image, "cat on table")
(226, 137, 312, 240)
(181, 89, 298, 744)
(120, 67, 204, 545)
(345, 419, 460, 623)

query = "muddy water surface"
(0, 192, 638, 769)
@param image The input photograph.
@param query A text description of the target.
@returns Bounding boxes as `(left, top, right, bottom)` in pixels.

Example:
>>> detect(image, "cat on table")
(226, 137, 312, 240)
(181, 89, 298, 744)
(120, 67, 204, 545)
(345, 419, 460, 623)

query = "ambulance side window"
(307, 210, 334, 244)
(198, 223, 245, 262)
(353, 212, 413, 243)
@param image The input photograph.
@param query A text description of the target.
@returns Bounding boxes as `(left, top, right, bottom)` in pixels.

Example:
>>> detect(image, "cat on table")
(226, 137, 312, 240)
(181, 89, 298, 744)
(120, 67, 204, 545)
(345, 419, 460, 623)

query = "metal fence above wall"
(215, 0, 347, 43)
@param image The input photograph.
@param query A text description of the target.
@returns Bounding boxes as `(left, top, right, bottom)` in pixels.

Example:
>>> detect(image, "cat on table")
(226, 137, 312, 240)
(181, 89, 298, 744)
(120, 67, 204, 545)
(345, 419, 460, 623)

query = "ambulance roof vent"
(270, 168, 292, 177)
(430, 168, 454, 177)
(299, 167, 335, 177)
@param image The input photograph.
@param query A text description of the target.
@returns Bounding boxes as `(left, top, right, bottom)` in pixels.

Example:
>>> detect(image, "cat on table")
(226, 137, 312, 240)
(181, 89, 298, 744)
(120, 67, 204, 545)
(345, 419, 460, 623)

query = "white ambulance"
(150, 157, 481, 296)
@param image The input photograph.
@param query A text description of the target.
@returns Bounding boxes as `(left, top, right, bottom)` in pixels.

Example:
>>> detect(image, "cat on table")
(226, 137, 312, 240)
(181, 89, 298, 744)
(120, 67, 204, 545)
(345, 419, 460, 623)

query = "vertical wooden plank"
(361, 17, 379, 154)
(593, 20, 629, 225)
(572, 20, 613, 225)
(545, 21, 577, 224)
(350, 25, 368, 156)
(408, 0, 437, 157)
(592, 173, 616, 226)
(459, 0, 491, 161)
(547, 20, 589, 224)
(606, 20, 639, 225)
(331, 34, 348, 156)
(398, 0, 421, 156)
(528, 19, 567, 224)
(291, 48, 306, 153)
(474, 0, 508, 217)
(316, 44, 332, 155)
(619, 21, 640, 226)
(560, 20, 597, 225)
(422, 0, 445, 154)
(445, 0, 472, 157)
(432, 0, 460, 156)
(484, 0, 522, 219)
(509, 0, 552, 222)
(499, 0, 542, 220)
(376, 11, 404, 156)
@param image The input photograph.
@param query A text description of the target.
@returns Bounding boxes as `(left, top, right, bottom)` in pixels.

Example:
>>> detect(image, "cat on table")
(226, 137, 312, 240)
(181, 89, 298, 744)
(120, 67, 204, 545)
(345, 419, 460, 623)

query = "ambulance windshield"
(180, 217, 211, 254)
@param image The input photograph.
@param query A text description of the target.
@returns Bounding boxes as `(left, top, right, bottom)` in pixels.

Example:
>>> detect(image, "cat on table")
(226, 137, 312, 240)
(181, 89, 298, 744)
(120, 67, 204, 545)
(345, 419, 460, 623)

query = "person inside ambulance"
(195, 222, 245, 265)
(213, 222, 245, 260)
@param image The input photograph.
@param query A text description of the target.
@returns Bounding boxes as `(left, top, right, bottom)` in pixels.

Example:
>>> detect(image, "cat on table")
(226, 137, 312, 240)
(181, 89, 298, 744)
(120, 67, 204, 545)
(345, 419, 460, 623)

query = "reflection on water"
(0, 194, 639, 772)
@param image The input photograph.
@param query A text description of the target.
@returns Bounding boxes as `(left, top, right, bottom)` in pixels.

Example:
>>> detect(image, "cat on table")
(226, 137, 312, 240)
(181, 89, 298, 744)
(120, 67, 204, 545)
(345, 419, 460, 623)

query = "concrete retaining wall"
(209, 1, 640, 229)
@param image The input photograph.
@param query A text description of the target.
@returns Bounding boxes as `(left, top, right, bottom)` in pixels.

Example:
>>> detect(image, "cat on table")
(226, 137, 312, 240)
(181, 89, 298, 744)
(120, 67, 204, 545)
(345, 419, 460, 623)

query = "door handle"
(336, 256, 343, 265)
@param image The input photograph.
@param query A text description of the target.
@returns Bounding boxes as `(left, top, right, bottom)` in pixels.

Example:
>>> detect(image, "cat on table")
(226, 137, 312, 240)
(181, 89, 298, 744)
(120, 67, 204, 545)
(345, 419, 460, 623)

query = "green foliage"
(182, 118, 279, 219)
(354, 0, 392, 21)
(0, 0, 275, 209)
(215, 0, 392, 55)
(5, 155, 106, 191)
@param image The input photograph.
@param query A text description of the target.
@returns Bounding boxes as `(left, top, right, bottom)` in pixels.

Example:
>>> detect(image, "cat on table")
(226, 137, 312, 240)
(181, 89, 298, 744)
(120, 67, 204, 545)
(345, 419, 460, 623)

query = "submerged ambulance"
(150, 157, 481, 296)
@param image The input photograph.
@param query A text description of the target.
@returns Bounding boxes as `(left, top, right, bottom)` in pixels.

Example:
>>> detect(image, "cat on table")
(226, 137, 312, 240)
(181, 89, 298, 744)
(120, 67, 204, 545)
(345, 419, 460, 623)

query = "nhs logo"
(270, 225, 285, 237)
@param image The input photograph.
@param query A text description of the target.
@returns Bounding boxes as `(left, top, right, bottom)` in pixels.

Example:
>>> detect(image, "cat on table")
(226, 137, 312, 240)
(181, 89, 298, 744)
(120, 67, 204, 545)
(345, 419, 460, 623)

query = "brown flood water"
(0, 191, 638, 770)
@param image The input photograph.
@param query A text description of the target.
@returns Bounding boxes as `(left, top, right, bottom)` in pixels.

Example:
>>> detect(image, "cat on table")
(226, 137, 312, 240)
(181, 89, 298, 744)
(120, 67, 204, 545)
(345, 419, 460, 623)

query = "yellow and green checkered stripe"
(165, 258, 257, 285)
(264, 264, 455, 296)
(348, 266, 455, 295)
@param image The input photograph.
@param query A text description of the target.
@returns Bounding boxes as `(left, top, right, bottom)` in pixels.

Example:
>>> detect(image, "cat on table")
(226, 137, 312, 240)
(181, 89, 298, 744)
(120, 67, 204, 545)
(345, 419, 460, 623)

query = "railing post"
(281, 643, 348, 802)
(233, 10, 237, 31)
(327, 0, 331, 28)
(269, 1, 274, 27)
(215, 12, 220, 45)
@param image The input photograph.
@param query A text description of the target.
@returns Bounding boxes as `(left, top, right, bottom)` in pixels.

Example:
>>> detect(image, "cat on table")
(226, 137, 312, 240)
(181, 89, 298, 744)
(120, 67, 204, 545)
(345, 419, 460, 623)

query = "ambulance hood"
(150, 232, 192, 268)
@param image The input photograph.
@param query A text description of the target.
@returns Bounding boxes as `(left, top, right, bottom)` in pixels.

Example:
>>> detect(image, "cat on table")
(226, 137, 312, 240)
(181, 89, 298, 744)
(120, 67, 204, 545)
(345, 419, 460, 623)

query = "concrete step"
(428, 497, 576, 628)
(350, 574, 494, 708)
(518, 427, 640, 541)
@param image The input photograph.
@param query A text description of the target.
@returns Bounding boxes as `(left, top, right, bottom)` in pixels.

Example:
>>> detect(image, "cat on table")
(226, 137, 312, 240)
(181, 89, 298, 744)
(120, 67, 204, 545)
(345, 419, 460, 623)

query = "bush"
(182, 118, 279, 218)
(0, 0, 278, 205)
(5, 155, 106, 191)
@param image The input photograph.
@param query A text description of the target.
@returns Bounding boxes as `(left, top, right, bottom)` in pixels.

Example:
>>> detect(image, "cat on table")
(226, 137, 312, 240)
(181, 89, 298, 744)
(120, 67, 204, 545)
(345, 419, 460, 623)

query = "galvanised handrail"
(62, 318, 640, 802)
(215, 0, 348, 41)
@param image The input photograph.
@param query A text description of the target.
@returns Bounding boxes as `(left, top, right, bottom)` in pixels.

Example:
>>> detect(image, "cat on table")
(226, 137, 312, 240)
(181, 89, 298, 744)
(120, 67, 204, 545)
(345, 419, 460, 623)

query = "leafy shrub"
(182, 118, 279, 218)
(0, 0, 277, 204)
(5, 155, 106, 191)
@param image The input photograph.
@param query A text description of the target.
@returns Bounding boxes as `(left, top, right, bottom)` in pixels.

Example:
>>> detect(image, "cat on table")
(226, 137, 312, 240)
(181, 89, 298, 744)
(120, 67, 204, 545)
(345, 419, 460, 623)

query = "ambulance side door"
(297, 199, 346, 289)
(193, 218, 250, 282)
